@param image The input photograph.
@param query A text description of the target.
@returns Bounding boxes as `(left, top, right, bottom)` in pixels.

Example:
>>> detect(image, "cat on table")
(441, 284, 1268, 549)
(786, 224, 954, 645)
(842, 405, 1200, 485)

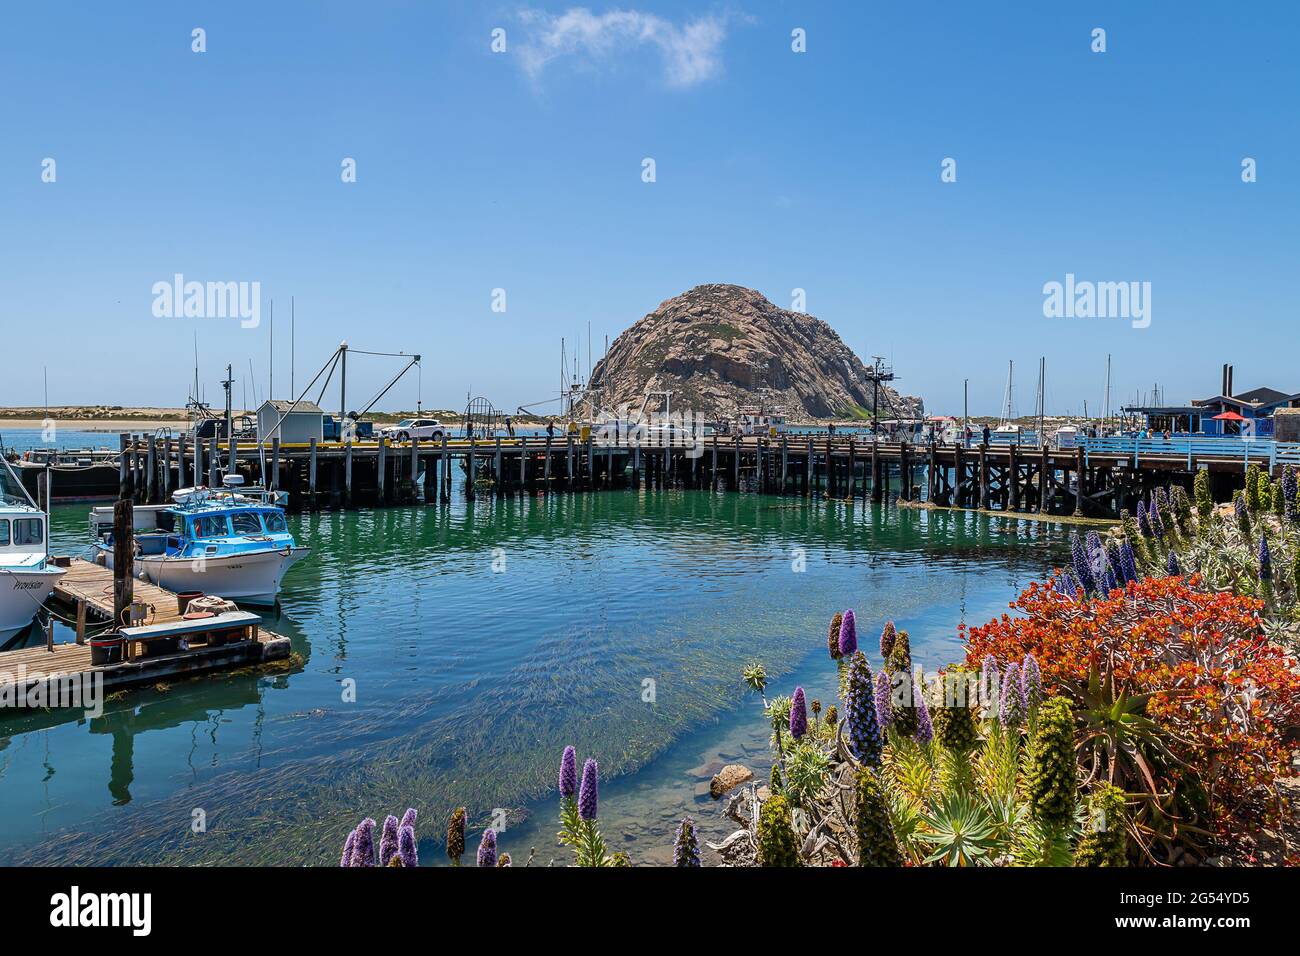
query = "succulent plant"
(1025, 696, 1079, 833)
(854, 768, 902, 867)
(756, 794, 801, 867)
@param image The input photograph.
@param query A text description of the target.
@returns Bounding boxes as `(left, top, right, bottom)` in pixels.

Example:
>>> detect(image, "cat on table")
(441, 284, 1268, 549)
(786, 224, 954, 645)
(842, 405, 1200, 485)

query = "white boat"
(0, 456, 65, 640)
(90, 477, 308, 606)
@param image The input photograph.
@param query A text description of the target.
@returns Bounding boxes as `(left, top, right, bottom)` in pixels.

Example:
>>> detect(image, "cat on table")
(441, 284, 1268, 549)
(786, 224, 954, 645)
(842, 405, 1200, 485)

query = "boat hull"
(99, 546, 308, 606)
(0, 566, 66, 640)
(16, 461, 121, 502)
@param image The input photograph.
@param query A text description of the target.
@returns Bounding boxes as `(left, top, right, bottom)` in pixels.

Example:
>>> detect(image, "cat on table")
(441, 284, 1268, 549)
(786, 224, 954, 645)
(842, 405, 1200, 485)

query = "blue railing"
(1081, 436, 1300, 471)
(962, 431, 1041, 449)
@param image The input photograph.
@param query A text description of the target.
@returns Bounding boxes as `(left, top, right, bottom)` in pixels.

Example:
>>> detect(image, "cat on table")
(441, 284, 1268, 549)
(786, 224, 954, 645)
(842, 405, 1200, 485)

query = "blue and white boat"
(0, 455, 65, 640)
(90, 476, 308, 606)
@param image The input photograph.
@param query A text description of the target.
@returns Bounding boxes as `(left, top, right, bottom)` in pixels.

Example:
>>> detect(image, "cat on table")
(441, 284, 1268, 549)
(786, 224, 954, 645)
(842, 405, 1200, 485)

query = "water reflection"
(0, 490, 1068, 865)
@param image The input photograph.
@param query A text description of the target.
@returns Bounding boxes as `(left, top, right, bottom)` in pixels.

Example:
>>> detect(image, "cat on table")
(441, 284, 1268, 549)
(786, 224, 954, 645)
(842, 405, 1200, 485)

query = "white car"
(382, 418, 448, 442)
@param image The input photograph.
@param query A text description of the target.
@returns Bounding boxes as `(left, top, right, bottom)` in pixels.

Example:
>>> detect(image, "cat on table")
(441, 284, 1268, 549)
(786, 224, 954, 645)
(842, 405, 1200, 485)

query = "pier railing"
(1082, 436, 1300, 471)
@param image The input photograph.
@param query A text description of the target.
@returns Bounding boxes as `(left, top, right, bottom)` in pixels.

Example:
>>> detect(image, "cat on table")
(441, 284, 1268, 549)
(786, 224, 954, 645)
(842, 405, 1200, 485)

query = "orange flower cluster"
(963, 575, 1300, 838)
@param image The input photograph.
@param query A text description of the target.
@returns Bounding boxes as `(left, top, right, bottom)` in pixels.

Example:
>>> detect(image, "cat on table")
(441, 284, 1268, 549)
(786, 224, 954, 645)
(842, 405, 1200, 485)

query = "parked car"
(381, 418, 448, 442)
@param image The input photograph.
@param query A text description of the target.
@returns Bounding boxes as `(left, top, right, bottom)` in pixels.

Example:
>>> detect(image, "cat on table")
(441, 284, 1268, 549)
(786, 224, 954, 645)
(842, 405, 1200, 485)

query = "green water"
(0, 490, 1068, 865)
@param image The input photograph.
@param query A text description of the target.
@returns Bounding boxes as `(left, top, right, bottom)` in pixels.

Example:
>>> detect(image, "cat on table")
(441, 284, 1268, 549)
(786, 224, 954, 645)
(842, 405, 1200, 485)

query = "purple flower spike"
(999, 662, 1025, 728)
(838, 609, 858, 657)
(578, 758, 599, 821)
(1020, 654, 1042, 708)
(1259, 534, 1272, 580)
(790, 687, 808, 740)
(379, 814, 400, 867)
(559, 745, 578, 798)
(1136, 501, 1152, 537)
(340, 827, 356, 867)
(1150, 501, 1166, 540)
(874, 670, 893, 730)
(476, 829, 497, 867)
(880, 621, 897, 659)
(981, 654, 999, 703)
(1167, 551, 1181, 576)
(351, 817, 376, 867)
(914, 683, 933, 744)
(400, 807, 417, 831)
(1120, 541, 1140, 584)
(1070, 532, 1097, 596)
(398, 824, 418, 868)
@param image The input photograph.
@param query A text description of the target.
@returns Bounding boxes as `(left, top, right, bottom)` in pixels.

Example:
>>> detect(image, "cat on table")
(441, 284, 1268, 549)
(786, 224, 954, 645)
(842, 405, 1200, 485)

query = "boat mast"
(222, 364, 234, 444)
(1000, 360, 1014, 426)
(1037, 356, 1046, 441)
(1103, 353, 1112, 429)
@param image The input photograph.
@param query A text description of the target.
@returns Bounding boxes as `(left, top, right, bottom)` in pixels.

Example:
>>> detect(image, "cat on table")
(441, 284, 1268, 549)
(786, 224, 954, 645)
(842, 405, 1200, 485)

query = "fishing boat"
(89, 475, 307, 605)
(0, 456, 65, 640)
(11, 446, 121, 503)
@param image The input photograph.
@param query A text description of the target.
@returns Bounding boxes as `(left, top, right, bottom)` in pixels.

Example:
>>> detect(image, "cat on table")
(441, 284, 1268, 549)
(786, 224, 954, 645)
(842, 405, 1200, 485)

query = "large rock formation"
(589, 285, 922, 421)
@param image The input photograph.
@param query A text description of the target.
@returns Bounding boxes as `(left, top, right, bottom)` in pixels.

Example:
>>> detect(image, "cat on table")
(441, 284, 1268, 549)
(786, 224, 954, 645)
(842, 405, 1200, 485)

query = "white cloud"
(514, 7, 729, 88)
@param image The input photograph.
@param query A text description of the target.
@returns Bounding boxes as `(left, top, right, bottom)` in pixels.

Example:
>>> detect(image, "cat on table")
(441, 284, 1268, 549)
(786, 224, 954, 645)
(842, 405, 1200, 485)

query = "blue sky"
(2, 1, 1296, 417)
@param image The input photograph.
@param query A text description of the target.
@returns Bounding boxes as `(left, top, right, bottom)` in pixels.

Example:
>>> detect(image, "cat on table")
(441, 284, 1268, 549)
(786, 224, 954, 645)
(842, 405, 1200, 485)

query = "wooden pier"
(0, 558, 290, 709)
(111, 431, 1288, 520)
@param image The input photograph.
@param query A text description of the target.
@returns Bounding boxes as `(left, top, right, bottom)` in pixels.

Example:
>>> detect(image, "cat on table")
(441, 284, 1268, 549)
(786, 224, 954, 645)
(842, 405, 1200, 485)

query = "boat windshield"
(264, 512, 287, 533)
(13, 517, 43, 547)
(230, 512, 263, 535)
(193, 514, 230, 538)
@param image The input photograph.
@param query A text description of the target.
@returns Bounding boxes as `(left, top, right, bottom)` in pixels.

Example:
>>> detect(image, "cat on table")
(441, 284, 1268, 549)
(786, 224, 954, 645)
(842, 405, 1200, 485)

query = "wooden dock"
(105, 431, 1288, 520)
(0, 558, 290, 709)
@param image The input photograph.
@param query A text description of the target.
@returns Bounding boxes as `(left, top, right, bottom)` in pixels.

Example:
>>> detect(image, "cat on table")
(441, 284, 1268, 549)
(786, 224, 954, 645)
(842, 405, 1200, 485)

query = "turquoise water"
(0, 483, 1068, 866)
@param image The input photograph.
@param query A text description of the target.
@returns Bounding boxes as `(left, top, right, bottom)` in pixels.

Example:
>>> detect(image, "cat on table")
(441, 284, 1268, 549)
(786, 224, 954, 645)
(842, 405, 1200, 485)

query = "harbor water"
(0, 429, 1071, 865)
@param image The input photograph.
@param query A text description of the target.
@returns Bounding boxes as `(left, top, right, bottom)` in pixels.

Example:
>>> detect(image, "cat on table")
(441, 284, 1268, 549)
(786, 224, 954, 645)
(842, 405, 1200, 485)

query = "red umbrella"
(1212, 411, 1247, 421)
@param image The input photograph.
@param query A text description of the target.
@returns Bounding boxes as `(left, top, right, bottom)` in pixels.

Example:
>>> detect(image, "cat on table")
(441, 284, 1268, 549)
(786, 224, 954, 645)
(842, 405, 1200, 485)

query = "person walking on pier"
(982, 423, 991, 447)
(505, 416, 515, 437)
(546, 420, 555, 439)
